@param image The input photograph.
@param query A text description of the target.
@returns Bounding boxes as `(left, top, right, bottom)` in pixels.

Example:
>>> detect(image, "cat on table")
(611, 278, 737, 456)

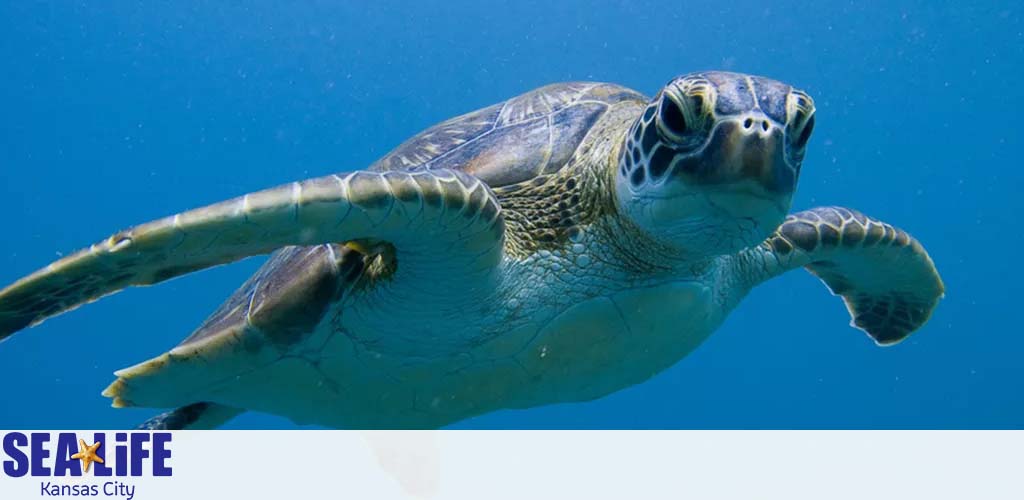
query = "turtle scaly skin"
(0, 72, 942, 429)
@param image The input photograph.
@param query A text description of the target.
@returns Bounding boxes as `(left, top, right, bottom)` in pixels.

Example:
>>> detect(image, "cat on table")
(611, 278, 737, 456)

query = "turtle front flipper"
(743, 206, 944, 345)
(0, 169, 505, 340)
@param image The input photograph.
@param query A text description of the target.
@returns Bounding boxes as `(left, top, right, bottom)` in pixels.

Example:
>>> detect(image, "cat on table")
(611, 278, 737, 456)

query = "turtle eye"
(793, 114, 815, 150)
(786, 90, 816, 151)
(659, 96, 689, 136)
(656, 93, 707, 149)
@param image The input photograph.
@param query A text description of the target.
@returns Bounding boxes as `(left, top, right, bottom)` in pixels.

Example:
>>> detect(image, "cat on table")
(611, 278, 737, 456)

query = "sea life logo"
(1, 432, 171, 499)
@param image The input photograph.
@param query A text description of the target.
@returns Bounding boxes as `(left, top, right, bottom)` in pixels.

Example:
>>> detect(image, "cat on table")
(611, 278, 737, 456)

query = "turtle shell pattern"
(178, 82, 646, 348)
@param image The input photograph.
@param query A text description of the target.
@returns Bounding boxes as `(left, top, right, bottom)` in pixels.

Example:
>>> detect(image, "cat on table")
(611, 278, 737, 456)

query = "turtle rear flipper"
(746, 206, 944, 345)
(137, 403, 242, 430)
(103, 243, 368, 411)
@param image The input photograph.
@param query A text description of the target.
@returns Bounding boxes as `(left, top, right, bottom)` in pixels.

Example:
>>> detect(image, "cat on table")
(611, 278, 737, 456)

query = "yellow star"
(70, 439, 104, 474)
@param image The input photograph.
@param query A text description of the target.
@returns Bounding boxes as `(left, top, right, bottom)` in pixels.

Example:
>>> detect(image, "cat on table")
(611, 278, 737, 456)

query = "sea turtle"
(0, 72, 943, 429)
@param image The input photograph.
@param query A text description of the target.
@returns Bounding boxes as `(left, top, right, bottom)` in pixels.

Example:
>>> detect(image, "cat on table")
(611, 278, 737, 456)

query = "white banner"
(0, 430, 1020, 500)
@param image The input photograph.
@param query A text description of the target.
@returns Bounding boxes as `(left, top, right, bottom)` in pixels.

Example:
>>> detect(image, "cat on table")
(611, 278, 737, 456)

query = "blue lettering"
(152, 433, 172, 476)
(129, 434, 149, 477)
(115, 433, 127, 476)
(3, 431, 173, 479)
(30, 433, 50, 476)
(53, 433, 82, 476)
(104, 481, 135, 500)
(2, 433, 28, 477)
(93, 432, 112, 477)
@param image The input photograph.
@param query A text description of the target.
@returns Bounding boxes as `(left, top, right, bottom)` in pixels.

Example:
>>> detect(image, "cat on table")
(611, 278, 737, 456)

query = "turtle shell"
(175, 244, 365, 348)
(370, 82, 644, 187)
(175, 81, 645, 349)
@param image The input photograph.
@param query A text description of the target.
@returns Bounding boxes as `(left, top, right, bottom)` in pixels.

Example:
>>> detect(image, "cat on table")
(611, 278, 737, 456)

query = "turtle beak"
(673, 112, 795, 196)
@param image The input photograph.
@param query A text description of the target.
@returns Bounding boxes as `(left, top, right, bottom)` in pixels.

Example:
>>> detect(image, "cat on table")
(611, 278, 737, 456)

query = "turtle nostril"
(761, 120, 770, 132)
(743, 118, 753, 129)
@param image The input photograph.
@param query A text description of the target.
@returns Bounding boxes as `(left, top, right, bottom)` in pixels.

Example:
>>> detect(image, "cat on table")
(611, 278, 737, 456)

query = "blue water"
(0, 1, 1019, 429)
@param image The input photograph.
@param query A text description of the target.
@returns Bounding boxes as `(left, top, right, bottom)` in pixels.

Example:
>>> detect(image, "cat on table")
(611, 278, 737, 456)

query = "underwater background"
(0, 1, 1019, 429)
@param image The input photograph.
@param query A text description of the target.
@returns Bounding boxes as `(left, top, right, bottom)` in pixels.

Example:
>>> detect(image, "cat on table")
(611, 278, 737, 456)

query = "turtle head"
(614, 71, 815, 257)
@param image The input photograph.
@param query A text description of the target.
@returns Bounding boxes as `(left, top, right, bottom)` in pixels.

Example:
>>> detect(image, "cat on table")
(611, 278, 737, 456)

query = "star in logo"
(71, 439, 104, 473)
